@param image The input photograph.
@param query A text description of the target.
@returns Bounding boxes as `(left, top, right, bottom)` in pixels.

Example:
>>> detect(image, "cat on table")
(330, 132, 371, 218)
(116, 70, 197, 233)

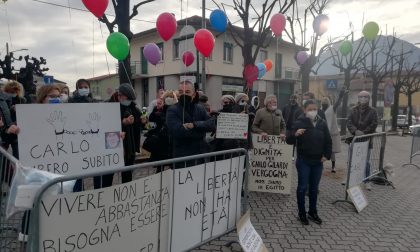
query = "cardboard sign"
(171, 156, 245, 251)
(248, 135, 293, 194)
(347, 185, 368, 212)
(348, 140, 370, 188)
(216, 113, 249, 139)
(237, 210, 268, 252)
(39, 170, 173, 252)
(16, 104, 124, 176)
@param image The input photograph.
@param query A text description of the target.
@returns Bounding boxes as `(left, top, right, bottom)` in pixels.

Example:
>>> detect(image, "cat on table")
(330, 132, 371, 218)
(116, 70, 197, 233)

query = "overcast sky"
(1, 0, 419, 90)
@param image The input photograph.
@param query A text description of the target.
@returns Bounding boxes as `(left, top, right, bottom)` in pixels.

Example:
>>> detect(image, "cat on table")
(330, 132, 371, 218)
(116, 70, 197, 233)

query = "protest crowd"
(0, 77, 379, 242)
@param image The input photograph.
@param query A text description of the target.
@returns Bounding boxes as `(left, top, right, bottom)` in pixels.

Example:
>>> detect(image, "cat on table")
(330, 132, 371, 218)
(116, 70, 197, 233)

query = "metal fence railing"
(403, 125, 420, 169)
(21, 149, 249, 252)
(0, 147, 26, 252)
(334, 132, 393, 209)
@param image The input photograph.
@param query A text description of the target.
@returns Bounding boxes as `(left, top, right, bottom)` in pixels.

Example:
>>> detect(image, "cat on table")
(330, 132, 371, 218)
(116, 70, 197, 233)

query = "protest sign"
(216, 112, 249, 139)
(237, 210, 268, 252)
(248, 135, 293, 194)
(170, 156, 245, 252)
(347, 185, 368, 212)
(16, 103, 124, 176)
(348, 140, 370, 188)
(39, 170, 172, 252)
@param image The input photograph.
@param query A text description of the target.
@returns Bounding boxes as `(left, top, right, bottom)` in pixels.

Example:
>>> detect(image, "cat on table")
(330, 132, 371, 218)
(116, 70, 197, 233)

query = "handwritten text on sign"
(39, 170, 172, 252)
(237, 210, 268, 252)
(216, 113, 249, 139)
(171, 156, 245, 251)
(348, 140, 369, 188)
(249, 135, 293, 194)
(16, 104, 124, 176)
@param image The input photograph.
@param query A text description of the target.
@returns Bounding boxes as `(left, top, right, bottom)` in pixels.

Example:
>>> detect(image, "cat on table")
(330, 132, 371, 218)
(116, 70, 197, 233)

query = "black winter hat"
(118, 83, 136, 100)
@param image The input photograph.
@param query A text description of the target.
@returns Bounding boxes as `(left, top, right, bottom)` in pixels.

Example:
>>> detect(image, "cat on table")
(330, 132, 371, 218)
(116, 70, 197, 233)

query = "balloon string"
(120, 62, 133, 86)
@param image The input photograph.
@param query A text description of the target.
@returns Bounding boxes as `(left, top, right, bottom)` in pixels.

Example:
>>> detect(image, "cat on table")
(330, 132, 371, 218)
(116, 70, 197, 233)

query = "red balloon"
(182, 51, 195, 67)
(243, 65, 259, 87)
(264, 59, 273, 72)
(194, 29, 215, 57)
(82, 0, 109, 18)
(157, 13, 177, 41)
(270, 13, 286, 37)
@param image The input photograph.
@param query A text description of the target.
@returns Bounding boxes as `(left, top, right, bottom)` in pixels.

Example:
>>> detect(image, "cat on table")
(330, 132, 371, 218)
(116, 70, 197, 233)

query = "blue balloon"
(257, 63, 266, 79)
(210, 9, 228, 33)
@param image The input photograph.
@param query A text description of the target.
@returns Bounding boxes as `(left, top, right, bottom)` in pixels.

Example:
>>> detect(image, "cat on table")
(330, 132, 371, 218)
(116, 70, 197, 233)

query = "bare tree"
(212, 0, 296, 91)
(361, 33, 398, 108)
(400, 62, 420, 126)
(284, 0, 332, 94)
(316, 32, 370, 134)
(99, 0, 156, 84)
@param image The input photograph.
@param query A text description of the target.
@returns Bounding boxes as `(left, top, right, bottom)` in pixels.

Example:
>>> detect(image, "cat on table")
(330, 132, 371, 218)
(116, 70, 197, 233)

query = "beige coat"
(252, 108, 286, 135)
(324, 106, 341, 153)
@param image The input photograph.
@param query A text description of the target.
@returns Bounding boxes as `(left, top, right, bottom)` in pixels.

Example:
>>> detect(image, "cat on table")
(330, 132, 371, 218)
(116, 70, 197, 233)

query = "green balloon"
(106, 32, 130, 60)
(363, 22, 379, 41)
(339, 40, 352, 56)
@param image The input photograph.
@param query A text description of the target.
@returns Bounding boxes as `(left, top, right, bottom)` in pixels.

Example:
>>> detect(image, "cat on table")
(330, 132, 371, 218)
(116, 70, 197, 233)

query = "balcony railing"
(115, 61, 147, 77)
(283, 67, 300, 81)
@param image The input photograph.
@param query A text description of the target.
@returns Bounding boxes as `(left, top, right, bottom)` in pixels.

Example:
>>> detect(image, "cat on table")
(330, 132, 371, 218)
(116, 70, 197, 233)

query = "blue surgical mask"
(120, 100, 131, 106)
(48, 97, 61, 104)
(78, 88, 90, 97)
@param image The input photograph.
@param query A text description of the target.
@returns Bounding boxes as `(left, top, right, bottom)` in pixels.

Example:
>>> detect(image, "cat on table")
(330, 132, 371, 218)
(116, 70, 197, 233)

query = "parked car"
(397, 115, 416, 128)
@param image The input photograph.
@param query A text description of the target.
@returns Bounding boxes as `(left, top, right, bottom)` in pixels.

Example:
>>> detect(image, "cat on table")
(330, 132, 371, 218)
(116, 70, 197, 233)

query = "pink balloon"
(270, 13, 286, 37)
(194, 29, 215, 57)
(296, 51, 309, 65)
(82, 0, 109, 18)
(182, 51, 195, 67)
(143, 43, 161, 65)
(243, 64, 259, 87)
(156, 13, 177, 41)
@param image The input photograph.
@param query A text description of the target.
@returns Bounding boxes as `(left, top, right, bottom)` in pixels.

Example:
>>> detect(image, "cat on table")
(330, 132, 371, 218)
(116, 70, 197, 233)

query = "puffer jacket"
(347, 105, 378, 135)
(252, 108, 286, 135)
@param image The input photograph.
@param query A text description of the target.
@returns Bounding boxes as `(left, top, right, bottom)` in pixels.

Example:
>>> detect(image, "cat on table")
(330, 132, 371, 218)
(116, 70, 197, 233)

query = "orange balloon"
(264, 59, 273, 72)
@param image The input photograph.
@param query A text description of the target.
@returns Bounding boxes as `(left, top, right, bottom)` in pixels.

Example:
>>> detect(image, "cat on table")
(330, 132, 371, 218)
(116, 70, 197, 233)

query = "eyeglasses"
(47, 94, 60, 99)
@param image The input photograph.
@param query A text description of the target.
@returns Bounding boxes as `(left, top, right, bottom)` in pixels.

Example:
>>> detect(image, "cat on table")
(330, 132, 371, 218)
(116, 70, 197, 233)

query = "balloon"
(339, 40, 353, 56)
(157, 13, 177, 41)
(363, 21, 380, 41)
(296, 51, 309, 65)
(270, 13, 286, 37)
(106, 32, 129, 61)
(210, 9, 228, 33)
(194, 29, 215, 57)
(143, 43, 162, 65)
(257, 63, 266, 79)
(182, 51, 195, 67)
(313, 14, 329, 36)
(264, 59, 273, 72)
(243, 65, 259, 87)
(82, 0, 108, 18)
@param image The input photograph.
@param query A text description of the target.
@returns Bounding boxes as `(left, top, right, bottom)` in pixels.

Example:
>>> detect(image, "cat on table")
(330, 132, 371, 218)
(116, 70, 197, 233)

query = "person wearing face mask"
(69, 79, 95, 103)
(252, 95, 286, 140)
(166, 81, 215, 164)
(302, 92, 326, 120)
(321, 88, 346, 173)
(347, 91, 378, 137)
(286, 99, 332, 225)
(57, 84, 70, 103)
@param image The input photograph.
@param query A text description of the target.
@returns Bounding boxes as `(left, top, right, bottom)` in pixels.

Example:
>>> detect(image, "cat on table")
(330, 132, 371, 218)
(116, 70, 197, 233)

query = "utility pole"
(201, 0, 206, 93)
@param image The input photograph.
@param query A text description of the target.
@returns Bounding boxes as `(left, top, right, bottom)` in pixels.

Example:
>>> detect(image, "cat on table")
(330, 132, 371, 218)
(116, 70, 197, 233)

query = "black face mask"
(239, 104, 246, 111)
(321, 104, 329, 111)
(222, 103, 234, 112)
(179, 95, 192, 107)
(290, 100, 297, 105)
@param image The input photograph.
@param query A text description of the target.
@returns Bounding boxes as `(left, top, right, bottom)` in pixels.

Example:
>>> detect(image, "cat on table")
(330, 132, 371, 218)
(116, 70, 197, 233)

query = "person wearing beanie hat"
(219, 95, 235, 113)
(252, 94, 286, 138)
(69, 79, 94, 103)
(118, 83, 136, 101)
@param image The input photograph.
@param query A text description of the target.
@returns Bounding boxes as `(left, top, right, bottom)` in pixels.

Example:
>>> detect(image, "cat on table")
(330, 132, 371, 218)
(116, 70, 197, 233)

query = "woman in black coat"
(286, 99, 332, 225)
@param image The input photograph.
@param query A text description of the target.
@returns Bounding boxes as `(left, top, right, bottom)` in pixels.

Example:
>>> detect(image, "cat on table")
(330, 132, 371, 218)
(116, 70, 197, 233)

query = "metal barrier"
(0, 146, 27, 252)
(333, 132, 393, 208)
(25, 148, 249, 252)
(403, 125, 420, 169)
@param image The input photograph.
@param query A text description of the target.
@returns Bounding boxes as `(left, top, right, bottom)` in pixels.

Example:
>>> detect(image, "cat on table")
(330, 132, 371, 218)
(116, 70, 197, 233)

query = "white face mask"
(270, 106, 277, 111)
(60, 94, 69, 102)
(78, 88, 90, 97)
(165, 97, 175, 106)
(120, 100, 131, 106)
(302, 99, 307, 106)
(306, 110, 318, 120)
(358, 97, 369, 104)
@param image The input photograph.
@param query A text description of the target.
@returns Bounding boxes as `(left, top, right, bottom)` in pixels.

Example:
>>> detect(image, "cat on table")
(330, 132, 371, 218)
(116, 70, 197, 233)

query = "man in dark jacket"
(347, 91, 378, 136)
(166, 81, 215, 166)
(282, 94, 303, 131)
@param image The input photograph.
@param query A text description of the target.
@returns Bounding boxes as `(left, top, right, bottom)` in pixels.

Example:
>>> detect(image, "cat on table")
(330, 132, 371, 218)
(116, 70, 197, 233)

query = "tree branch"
(130, 0, 156, 20)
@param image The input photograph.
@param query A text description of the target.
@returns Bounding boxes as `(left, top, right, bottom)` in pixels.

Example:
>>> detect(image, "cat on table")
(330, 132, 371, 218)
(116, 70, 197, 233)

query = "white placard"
(347, 185, 368, 212)
(248, 135, 293, 194)
(237, 210, 268, 252)
(348, 140, 370, 188)
(39, 170, 172, 252)
(170, 156, 245, 252)
(216, 113, 249, 139)
(16, 104, 124, 176)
